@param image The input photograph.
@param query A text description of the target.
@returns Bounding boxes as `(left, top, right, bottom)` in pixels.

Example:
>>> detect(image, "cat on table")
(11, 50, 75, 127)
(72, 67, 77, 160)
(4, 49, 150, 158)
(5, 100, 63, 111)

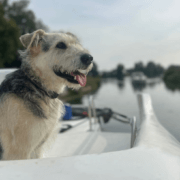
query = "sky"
(11, 0, 180, 71)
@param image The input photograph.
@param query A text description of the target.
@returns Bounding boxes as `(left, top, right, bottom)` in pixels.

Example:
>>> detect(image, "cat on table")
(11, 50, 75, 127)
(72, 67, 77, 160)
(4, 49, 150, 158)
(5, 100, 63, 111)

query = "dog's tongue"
(71, 73, 87, 86)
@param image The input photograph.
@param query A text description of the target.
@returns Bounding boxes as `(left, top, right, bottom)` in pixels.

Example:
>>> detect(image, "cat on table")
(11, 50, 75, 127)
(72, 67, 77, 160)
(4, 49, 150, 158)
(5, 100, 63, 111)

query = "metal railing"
(130, 117, 137, 148)
(88, 95, 137, 148)
(88, 96, 98, 131)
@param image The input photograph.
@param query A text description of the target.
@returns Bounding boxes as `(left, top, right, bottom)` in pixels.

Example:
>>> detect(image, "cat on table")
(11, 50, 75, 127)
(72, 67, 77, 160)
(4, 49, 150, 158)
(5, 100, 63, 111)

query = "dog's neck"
(20, 63, 59, 99)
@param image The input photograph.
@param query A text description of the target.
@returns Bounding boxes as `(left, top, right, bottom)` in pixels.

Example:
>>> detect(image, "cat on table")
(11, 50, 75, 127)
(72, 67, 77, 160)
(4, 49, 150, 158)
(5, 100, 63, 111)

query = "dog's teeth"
(74, 76, 76, 80)
(77, 69, 87, 75)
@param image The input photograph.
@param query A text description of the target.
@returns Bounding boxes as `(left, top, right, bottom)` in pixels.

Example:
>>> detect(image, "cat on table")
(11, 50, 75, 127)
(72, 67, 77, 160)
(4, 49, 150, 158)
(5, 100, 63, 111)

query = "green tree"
(134, 62, 144, 72)
(116, 64, 124, 80)
(2, 0, 48, 34)
(88, 62, 99, 77)
(144, 62, 157, 78)
(156, 64, 164, 76)
(0, 0, 49, 68)
(144, 61, 164, 78)
(163, 65, 180, 90)
(0, 3, 20, 68)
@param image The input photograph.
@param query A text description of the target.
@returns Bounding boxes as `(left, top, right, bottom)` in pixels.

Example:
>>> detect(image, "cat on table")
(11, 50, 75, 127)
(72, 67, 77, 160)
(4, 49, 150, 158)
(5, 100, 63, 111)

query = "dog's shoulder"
(0, 70, 21, 95)
(0, 69, 31, 96)
(0, 70, 48, 118)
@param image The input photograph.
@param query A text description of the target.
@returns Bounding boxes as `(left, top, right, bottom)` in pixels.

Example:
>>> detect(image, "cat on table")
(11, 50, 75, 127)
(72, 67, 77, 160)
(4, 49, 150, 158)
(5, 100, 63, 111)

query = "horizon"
(9, 0, 180, 71)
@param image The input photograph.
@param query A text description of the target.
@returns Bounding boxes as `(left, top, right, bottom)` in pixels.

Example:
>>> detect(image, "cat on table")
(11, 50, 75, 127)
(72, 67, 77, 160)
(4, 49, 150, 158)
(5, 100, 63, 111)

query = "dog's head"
(19, 29, 93, 92)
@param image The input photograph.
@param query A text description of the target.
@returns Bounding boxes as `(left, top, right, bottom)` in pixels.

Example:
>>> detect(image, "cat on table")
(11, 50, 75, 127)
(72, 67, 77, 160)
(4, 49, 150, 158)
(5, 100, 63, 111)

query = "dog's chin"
(65, 81, 81, 89)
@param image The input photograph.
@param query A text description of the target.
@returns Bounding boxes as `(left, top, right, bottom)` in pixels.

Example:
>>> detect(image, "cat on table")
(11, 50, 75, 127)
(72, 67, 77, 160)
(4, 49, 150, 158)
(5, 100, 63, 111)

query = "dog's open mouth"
(54, 69, 87, 86)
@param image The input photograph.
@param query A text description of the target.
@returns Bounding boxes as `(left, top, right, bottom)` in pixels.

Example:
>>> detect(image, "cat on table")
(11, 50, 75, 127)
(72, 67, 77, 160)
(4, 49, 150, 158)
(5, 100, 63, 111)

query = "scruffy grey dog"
(0, 29, 93, 160)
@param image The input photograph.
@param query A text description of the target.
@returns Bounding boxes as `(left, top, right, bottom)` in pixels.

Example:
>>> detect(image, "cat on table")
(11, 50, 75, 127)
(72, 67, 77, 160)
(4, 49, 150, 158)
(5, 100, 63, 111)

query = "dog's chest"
(44, 98, 64, 121)
(38, 98, 63, 131)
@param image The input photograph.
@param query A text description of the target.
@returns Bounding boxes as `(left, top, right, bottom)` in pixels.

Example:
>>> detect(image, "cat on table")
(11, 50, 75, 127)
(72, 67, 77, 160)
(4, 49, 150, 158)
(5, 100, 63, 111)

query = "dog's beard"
(53, 68, 87, 87)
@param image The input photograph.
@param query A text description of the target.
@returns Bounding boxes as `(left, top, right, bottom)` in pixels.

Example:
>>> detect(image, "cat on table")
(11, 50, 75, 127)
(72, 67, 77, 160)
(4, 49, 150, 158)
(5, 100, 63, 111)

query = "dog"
(0, 29, 93, 160)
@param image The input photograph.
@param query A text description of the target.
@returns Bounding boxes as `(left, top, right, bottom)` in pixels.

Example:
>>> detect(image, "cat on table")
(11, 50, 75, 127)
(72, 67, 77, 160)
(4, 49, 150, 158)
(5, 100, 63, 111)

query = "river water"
(82, 77, 180, 142)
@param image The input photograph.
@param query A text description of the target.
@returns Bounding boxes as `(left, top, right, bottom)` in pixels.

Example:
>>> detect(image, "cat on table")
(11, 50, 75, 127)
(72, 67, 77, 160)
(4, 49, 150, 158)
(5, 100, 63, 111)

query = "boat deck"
(47, 118, 131, 158)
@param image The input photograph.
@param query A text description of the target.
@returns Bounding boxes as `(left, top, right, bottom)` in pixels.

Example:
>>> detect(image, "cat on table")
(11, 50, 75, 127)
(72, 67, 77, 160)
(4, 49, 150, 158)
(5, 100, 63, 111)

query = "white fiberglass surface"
(0, 69, 16, 83)
(135, 94, 180, 156)
(0, 147, 180, 180)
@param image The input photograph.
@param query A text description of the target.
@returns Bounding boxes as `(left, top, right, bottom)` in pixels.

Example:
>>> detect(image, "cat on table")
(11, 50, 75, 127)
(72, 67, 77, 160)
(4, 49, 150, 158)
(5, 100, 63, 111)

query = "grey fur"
(0, 141, 3, 159)
(0, 69, 47, 119)
(42, 42, 50, 52)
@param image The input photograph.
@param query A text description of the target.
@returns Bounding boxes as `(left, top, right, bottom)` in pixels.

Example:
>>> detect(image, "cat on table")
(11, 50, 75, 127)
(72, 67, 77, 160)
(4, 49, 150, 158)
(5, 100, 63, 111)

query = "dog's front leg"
(30, 134, 48, 159)
(1, 130, 32, 160)
(0, 95, 48, 160)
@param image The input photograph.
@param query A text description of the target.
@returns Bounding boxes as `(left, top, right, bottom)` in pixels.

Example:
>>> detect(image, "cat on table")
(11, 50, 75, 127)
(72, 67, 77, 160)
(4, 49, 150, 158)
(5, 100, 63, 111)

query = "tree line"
(0, 0, 179, 86)
(163, 65, 180, 91)
(101, 64, 124, 80)
(127, 61, 164, 78)
(101, 61, 164, 79)
(0, 0, 48, 68)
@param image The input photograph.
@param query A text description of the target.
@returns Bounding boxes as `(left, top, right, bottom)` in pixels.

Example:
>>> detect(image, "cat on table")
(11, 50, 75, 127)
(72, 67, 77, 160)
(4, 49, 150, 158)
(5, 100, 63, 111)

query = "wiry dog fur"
(0, 29, 93, 160)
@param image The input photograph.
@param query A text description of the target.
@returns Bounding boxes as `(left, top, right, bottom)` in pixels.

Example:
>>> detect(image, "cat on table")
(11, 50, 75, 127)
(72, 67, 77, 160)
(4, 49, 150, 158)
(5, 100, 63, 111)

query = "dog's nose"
(80, 54, 93, 65)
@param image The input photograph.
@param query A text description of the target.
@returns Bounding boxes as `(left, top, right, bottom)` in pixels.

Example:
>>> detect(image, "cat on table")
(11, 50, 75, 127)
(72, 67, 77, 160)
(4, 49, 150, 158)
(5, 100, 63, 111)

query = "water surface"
(82, 77, 180, 142)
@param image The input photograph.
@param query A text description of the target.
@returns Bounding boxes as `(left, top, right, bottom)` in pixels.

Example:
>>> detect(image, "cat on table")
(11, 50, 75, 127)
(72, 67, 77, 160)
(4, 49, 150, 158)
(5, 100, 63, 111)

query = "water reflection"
(82, 77, 180, 142)
(131, 78, 162, 92)
(131, 81, 147, 91)
(68, 77, 165, 105)
(164, 80, 180, 92)
(148, 81, 157, 88)
(118, 80, 125, 90)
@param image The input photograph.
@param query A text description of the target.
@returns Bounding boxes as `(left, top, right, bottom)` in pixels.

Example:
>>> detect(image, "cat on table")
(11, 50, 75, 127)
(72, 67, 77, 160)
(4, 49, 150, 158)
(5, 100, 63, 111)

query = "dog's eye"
(56, 42, 67, 49)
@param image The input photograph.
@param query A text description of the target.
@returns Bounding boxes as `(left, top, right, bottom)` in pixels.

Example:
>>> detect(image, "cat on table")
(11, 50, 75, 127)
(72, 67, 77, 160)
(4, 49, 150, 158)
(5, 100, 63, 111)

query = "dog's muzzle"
(53, 54, 93, 87)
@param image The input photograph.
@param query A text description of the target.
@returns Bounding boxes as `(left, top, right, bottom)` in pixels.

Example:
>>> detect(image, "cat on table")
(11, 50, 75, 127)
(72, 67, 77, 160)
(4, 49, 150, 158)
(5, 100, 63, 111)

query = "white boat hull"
(0, 69, 179, 179)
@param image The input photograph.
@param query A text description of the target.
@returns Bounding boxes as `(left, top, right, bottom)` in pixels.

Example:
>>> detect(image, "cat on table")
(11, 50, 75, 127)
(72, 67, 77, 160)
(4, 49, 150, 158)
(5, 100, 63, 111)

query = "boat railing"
(88, 96, 97, 131)
(88, 95, 137, 148)
(130, 117, 137, 148)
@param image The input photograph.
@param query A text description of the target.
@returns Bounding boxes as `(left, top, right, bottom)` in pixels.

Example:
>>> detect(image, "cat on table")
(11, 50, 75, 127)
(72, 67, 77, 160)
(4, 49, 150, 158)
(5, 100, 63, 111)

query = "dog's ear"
(19, 29, 45, 49)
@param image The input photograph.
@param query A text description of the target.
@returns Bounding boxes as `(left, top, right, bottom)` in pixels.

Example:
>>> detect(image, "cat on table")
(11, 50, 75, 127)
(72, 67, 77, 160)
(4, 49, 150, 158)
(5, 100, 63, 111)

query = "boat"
(131, 71, 146, 83)
(0, 69, 180, 180)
